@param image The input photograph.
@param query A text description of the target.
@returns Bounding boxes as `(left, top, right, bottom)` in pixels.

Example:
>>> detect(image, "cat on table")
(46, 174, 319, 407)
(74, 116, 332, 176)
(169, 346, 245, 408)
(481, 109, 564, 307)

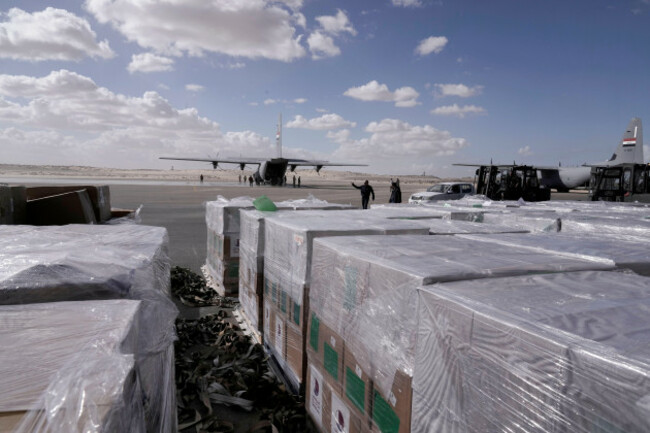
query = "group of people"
(351, 178, 401, 209)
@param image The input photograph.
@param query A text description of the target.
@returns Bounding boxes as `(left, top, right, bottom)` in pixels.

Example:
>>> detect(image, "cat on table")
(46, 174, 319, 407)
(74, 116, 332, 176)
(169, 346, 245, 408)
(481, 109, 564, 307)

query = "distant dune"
(0, 164, 472, 186)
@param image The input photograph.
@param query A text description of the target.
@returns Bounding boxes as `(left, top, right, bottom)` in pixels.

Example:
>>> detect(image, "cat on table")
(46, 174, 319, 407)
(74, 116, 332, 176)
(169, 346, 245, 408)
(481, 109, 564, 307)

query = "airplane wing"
(160, 156, 264, 165)
(453, 163, 517, 168)
(286, 159, 367, 167)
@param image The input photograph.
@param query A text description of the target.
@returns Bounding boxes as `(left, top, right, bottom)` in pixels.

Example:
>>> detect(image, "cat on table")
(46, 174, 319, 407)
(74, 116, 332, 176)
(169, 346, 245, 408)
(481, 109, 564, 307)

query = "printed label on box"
(275, 316, 285, 357)
(331, 392, 350, 433)
(308, 365, 324, 428)
(264, 304, 271, 337)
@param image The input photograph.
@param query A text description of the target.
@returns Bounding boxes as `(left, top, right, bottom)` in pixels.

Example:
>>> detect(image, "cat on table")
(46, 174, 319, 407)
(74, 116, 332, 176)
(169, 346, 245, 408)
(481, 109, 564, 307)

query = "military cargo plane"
(160, 115, 366, 185)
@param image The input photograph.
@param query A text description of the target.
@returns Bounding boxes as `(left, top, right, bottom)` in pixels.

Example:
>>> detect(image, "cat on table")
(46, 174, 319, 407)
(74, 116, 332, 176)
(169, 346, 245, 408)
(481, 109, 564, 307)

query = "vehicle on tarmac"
(408, 182, 476, 204)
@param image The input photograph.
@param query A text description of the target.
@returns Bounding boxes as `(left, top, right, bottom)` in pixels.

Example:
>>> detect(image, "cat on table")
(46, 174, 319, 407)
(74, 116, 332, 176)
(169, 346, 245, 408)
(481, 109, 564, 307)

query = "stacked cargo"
(306, 234, 614, 433)
(238, 199, 353, 337)
(414, 271, 650, 433)
(0, 224, 177, 433)
(263, 212, 431, 393)
(0, 300, 145, 433)
(205, 197, 254, 296)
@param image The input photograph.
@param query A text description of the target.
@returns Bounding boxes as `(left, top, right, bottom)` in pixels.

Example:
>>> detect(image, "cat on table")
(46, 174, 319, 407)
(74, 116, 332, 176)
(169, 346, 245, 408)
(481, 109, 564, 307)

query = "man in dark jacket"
(351, 180, 375, 209)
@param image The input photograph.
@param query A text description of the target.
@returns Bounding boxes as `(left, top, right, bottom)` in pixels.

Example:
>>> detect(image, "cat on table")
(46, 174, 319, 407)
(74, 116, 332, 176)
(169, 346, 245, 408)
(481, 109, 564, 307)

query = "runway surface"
(4, 177, 589, 273)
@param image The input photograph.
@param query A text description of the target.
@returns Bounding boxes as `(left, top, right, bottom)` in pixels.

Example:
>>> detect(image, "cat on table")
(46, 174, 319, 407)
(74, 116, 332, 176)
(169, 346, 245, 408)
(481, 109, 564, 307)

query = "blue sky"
(1, 0, 649, 176)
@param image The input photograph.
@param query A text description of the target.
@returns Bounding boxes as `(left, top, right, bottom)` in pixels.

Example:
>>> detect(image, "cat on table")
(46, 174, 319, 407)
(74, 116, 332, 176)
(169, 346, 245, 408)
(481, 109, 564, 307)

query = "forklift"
(475, 165, 551, 202)
(589, 163, 650, 202)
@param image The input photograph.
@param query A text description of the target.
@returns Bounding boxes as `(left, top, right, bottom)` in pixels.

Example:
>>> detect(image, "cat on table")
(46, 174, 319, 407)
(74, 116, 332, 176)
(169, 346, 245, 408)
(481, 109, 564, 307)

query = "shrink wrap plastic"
(0, 225, 177, 433)
(414, 271, 650, 433)
(309, 235, 614, 395)
(460, 232, 650, 276)
(263, 212, 430, 306)
(369, 204, 485, 221)
(0, 300, 146, 433)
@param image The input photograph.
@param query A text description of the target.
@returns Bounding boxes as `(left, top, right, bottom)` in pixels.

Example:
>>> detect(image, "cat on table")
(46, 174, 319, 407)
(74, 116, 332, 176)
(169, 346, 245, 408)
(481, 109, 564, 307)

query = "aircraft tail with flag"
(603, 117, 643, 165)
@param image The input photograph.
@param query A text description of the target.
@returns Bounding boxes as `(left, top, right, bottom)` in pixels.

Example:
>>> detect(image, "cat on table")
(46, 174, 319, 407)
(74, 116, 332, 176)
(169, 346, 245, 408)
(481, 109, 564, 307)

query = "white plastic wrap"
(239, 200, 354, 257)
(0, 225, 177, 433)
(263, 211, 430, 306)
(414, 270, 650, 433)
(205, 195, 255, 235)
(460, 232, 650, 276)
(0, 300, 145, 433)
(309, 235, 615, 395)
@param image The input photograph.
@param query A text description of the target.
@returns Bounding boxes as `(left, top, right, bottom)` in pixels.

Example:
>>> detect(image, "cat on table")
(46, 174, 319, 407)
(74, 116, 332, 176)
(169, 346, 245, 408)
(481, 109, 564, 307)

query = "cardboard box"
(263, 302, 275, 349)
(307, 312, 344, 386)
(371, 370, 412, 433)
(26, 185, 111, 222)
(286, 321, 306, 392)
(215, 233, 240, 260)
(26, 189, 97, 225)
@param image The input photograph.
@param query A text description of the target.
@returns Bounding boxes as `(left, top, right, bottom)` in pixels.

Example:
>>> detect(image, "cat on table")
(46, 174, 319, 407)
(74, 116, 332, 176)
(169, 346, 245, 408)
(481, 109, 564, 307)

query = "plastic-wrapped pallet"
(205, 196, 255, 294)
(414, 270, 650, 433)
(238, 202, 353, 335)
(0, 225, 177, 433)
(263, 211, 430, 393)
(460, 232, 650, 276)
(0, 300, 146, 433)
(370, 203, 485, 222)
(308, 235, 614, 433)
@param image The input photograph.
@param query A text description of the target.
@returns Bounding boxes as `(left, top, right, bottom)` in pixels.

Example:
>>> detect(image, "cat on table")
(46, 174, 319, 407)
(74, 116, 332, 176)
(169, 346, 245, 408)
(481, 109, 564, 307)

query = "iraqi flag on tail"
(622, 137, 637, 147)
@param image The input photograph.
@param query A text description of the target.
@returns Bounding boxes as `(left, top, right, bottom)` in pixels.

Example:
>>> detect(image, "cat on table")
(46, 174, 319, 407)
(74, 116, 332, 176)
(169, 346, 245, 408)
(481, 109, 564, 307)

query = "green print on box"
(345, 366, 365, 414)
(293, 302, 301, 326)
(343, 266, 358, 312)
(324, 343, 339, 381)
(372, 391, 400, 433)
(309, 314, 319, 352)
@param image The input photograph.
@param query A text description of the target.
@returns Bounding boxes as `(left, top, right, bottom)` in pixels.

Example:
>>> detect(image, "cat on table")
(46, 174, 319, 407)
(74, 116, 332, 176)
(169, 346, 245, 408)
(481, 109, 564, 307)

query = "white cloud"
(392, 0, 423, 6)
(185, 84, 204, 92)
(84, 0, 306, 62)
(434, 83, 483, 98)
(332, 118, 468, 160)
(0, 70, 316, 167)
(0, 7, 114, 61)
(415, 36, 448, 56)
(344, 80, 419, 107)
(294, 98, 307, 104)
(431, 104, 486, 118)
(128, 53, 174, 73)
(286, 113, 356, 130)
(307, 31, 341, 59)
(264, 99, 277, 105)
(518, 145, 532, 156)
(315, 9, 356, 35)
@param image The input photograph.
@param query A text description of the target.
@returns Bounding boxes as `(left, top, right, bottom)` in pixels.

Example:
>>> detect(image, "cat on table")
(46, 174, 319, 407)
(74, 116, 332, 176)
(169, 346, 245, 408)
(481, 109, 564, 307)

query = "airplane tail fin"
(607, 117, 643, 165)
(276, 113, 282, 159)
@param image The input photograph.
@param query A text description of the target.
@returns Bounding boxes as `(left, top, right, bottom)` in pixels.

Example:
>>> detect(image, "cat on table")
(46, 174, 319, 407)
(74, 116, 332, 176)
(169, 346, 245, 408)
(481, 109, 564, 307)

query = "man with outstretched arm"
(351, 180, 375, 209)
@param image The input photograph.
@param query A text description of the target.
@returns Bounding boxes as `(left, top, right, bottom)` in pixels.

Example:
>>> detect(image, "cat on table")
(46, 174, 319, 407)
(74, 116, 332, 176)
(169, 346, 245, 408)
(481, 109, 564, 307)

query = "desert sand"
(0, 163, 470, 187)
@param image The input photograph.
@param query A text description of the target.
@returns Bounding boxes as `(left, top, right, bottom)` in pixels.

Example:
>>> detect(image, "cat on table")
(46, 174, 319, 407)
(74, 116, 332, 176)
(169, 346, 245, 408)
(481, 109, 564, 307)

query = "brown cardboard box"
(343, 346, 373, 420)
(26, 185, 111, 222)
(286, 321, 306, 390)
(26, 190, 97, 225)
(290, 285, 310, 330)
(307, 312, 344, 386)
(370, 370, 412, 433)
(216, 233, 240, 260)
(272, 309, 286, 362)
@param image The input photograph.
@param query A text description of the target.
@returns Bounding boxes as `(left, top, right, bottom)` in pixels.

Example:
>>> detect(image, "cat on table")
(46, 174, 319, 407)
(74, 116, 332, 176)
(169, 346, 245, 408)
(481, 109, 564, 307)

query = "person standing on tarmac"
(351, 180, 375, 209)
(389, 178, 402, 203)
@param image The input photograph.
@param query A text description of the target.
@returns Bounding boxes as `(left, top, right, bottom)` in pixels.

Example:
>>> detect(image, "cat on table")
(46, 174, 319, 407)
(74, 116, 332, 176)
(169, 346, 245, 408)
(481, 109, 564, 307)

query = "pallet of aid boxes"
(238, 200, 354, 341)
(306, 234, 616, 433)
(261, 210, 432, 394)
(0, 224, 178, 433)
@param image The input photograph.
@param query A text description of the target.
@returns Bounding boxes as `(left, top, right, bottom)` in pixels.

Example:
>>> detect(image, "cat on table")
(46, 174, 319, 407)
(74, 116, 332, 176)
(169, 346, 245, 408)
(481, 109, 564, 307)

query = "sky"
(1, 0, 650, 177)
